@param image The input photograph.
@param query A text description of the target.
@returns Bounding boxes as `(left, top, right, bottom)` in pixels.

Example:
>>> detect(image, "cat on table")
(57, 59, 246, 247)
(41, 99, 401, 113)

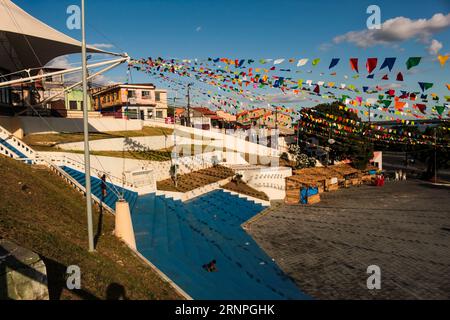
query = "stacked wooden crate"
(285, 175, 318, 204)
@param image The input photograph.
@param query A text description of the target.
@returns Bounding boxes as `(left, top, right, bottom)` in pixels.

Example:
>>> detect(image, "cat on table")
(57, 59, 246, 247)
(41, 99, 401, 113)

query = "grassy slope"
(23, 126, 174, 150)
(0, 157, 181, 300)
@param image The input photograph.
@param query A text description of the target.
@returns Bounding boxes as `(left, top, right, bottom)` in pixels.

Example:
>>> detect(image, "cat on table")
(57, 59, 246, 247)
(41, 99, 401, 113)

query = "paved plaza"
(248, 180, 450, 299)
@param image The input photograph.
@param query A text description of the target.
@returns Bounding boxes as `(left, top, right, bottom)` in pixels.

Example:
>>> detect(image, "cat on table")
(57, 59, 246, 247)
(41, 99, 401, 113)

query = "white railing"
(0, 124, 36, 160)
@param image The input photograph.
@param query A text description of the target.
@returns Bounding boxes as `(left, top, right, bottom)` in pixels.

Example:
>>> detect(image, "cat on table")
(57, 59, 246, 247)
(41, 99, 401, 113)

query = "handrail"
(0, 124, 116, 214)
(59, 155, 134, 189)
(39, 156, 116, 215)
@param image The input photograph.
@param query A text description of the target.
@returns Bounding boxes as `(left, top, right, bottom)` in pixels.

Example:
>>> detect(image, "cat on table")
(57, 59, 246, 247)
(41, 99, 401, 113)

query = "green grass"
(23, 126, 174, 149)
(0, 156, 182, 300)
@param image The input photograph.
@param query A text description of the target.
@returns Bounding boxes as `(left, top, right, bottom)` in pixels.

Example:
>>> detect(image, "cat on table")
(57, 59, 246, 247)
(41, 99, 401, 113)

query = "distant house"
(237, 108, 292, 129)
(179, 107, 215, 130)
(90, 83, 168, 120)
(215, 110, 237, 129)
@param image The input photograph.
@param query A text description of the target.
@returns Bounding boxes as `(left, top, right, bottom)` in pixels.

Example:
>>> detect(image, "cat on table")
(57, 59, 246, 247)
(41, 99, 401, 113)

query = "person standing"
(101, 174, 107, 198)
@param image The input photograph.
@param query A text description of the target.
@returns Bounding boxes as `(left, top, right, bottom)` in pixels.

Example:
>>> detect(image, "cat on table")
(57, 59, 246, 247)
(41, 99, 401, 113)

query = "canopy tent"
(0, 0, 114, 75)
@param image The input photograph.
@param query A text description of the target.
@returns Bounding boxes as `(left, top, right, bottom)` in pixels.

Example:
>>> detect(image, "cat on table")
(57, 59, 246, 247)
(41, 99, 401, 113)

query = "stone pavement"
(247, 180, 450, 299)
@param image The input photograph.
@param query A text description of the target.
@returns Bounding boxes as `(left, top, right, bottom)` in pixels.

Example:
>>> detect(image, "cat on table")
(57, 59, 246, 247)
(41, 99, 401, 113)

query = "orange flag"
(438, 54, 449, 66)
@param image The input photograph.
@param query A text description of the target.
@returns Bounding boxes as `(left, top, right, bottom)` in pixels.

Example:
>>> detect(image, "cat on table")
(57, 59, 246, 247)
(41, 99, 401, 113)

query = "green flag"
(406, 57, 421, 70)
(312, 58, 320, 66)
(435, 105, 446, 115)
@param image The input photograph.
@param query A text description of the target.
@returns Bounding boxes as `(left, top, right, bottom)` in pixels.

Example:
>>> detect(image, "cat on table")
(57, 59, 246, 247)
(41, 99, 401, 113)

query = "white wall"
(233, 166, 292, 200)
(40, 150, 248, 183)
(0, 116, 143, 135)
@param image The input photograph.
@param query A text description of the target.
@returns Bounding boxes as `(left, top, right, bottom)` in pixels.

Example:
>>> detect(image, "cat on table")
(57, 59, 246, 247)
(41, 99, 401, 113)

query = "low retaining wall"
(0, 116, 143, 135)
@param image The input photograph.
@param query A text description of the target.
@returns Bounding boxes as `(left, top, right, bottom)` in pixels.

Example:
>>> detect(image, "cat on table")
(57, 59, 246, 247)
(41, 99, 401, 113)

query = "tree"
(416, 124, 450, 180)
(297, 101, 373, 170)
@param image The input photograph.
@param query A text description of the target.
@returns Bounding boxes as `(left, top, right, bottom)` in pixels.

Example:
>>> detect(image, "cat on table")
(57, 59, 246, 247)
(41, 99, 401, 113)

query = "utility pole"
(81, 0, 94, 252)
(186, 83, 193, 127)
(434, 127, 438, 183)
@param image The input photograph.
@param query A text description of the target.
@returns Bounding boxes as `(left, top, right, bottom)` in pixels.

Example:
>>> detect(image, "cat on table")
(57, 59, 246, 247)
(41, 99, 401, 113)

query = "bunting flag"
(297, 59, 308, 67)
(437, 54, 449, 66)
(435, 105, 446, 115)
(366, 58, 378, 74)
(414, 103, 427, 114)
(396, 72, 404, 81)
(329, 58, 340, 69)
(313, 84, 320, 94)
(274, 58, 285, 65)
(349, 58, 359, 73)
(418, 82, 433, 92)
(312, 58, 320, 66)
(380, 57, 396, 72)
(406, 57, 421, 70)
(382, 74, 389, 80)
(447, 84, 450, 90)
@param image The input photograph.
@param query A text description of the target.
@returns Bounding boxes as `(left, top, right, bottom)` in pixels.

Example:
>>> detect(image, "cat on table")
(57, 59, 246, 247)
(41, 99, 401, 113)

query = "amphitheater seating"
(60, 166, 138, 212)
(132, 189, 308, 299)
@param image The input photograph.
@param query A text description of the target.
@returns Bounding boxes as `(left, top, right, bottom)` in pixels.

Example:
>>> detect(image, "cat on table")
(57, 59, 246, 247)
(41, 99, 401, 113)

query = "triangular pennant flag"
(406, 57, 421, 70)
(396, 72, 403, 81)
(329, 58, 340, 69)
(366, 58, 377, 73)
(349, 58, 359, 73)
(414, 104, 427, 114)
(382, 74, 389, 80)
(274, 58, 285, 65)
(312, 58, 320, 66)
(435, 105, 446, 115)
(418, 82, 433, 91)
(297, 59, 308, 67)
(437, 54, 449, 66)
(380, 57, 396, 72)
(367, 74, 375, 79)
(313, 84, 320, 94)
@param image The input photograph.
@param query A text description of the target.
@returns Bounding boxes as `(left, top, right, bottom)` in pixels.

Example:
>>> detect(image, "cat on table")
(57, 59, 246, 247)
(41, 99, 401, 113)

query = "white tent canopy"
(0, 0, 114, 75)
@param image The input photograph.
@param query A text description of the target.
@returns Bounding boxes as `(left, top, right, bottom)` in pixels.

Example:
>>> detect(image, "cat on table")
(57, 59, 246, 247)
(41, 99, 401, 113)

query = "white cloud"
(333, 13, 450, 48)
(318, 42, 333, 51)
(195, 26, 202, 32)
(262, 92, 308, 104)
(45, 55, 73, 69)
(428, 39, 443, 54)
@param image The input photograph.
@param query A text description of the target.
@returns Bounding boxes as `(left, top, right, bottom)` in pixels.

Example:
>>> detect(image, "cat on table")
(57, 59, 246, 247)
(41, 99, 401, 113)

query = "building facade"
(91, 83, 168, 120)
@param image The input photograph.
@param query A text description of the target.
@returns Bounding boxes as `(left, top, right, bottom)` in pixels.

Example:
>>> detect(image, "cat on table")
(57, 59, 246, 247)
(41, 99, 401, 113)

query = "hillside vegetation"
(0, 156, 181, 300)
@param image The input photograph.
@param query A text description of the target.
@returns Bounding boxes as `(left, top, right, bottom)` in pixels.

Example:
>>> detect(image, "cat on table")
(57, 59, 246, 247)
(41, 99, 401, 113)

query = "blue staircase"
(132, 189, 309, 300)
(60, 166, 138, 212)
(1, 137, 29, 160)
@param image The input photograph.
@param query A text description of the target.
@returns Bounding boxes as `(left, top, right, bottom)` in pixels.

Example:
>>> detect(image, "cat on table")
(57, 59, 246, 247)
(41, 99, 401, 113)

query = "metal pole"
(187, 83, 192, 127)
(434, 128, 437, 183)
(81, 0, 94, 252)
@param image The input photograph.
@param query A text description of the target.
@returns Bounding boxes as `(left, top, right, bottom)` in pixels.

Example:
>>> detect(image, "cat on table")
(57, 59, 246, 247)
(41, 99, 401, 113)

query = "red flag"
(366, 58, 377, 73)
(396, 72, 404, 81)
(382, 74, 389, 80)
(350, 58, 359, 73)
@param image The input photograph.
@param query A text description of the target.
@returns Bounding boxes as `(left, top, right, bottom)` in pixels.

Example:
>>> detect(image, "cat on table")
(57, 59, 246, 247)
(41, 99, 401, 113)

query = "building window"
(69, 101, 78, 110)
(156, 110, 163, 118)
(142, 91, 151, 99)
(155, 92, 161, 102)
(128, 90, 136, 98)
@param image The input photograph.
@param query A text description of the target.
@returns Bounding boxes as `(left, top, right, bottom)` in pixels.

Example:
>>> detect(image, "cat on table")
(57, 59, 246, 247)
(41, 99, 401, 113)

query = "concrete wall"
(41, 150, 248, 183)
(233, 166, 292, 200)
(0, 116, 143, 135)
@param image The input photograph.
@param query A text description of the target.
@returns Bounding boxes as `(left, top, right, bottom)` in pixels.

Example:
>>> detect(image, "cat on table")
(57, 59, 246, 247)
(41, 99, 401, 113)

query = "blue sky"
(14, 0, 450, 117)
